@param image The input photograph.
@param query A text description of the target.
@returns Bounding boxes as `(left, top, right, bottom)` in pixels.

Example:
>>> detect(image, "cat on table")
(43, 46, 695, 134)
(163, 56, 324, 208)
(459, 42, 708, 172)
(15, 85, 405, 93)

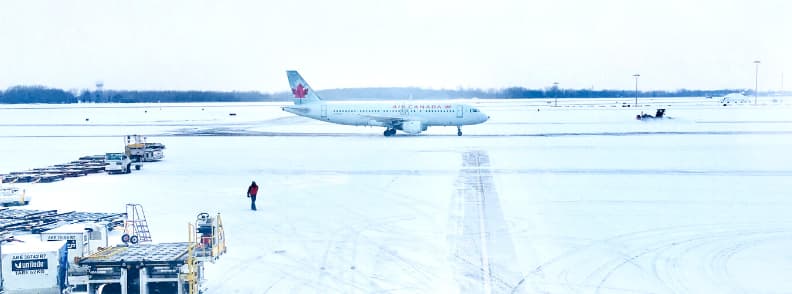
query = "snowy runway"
(1, 98, 791, 293)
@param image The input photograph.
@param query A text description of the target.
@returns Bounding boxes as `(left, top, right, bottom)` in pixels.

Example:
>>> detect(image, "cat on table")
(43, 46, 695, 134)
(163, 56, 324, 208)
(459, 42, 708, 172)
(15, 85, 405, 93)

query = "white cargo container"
(83, 222, 109, 254)
(1, 239, 68, 294)
(39, 223, 92, 264)
(39, 222, 108, 290)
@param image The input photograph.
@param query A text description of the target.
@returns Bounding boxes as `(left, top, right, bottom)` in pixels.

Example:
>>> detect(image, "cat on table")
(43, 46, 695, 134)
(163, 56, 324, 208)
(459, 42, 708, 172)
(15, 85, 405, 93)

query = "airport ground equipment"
(104, 153, 140, 174)
(0, 209, 126, 241)
(0, 239, 69, 294)
(3, 147, 165, 185)
(31, 211, 126, 235)
(124, 135, 165, 162)
(2, 155, 105, 184)
(636, 108, 667, 120)
(189, 213, 226, 263)
(78, 242, 206, 294)
(0, 209, 60, 232)
(3, 172, 64, 183)
(39, 222, 111, 292)
(0, 208, 125, 293)
(0, 207, 220, 293)
(0, 185, 30, 206)
(122, 204, 152, 245)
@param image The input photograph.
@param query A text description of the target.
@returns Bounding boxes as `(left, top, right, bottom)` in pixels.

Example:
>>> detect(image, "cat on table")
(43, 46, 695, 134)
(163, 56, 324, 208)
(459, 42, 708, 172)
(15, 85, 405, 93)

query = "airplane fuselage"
(283, 101, 488, 128)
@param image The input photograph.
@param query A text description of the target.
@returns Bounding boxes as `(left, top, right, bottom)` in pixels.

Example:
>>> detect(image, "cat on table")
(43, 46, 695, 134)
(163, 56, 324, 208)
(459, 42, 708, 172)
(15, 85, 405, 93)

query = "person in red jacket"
(247, 181, 258, 211)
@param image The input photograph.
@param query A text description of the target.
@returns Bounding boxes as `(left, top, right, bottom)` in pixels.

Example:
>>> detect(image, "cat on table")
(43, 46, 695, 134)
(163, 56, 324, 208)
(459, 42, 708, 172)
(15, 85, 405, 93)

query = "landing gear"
(457, 126, 462, 136)
(383, 129, 396, 137)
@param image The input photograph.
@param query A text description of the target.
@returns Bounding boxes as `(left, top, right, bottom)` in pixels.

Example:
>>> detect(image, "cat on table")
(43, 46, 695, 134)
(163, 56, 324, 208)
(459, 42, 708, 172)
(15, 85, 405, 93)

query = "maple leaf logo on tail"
(292, 84, 309, 99)
(286, 71, 321, 105)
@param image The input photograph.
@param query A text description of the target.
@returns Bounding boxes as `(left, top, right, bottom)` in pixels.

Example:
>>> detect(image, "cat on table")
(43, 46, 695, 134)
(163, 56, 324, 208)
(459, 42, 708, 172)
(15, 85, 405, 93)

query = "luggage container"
(1, 239, 69, 294)
(39, 223, 91, 261)
(39, 222, 109, 291)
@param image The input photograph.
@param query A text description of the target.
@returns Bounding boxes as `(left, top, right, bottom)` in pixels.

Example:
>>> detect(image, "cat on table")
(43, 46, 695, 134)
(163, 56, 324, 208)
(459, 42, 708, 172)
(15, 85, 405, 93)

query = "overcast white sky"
(0, 0, 789, 92)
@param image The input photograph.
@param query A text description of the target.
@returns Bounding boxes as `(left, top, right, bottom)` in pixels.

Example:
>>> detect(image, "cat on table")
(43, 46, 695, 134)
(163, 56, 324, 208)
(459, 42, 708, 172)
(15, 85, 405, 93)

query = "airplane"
(281, 71, 490, 136)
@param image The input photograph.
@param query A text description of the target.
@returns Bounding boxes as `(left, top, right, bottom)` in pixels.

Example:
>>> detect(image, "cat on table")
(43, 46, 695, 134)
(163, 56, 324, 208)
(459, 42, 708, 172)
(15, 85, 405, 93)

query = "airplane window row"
(332, 109, 456, 113)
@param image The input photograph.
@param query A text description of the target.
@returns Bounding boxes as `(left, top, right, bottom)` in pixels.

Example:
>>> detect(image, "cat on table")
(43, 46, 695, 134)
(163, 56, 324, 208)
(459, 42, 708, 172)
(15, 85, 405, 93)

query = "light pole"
(753, 60, 760, 104)
(553, 82, 559, 107)
(632, 74, 640, 107)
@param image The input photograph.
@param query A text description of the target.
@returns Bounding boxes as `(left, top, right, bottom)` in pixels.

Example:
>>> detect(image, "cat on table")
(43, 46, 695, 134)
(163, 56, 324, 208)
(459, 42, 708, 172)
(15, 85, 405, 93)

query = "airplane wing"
(358, 114, 408, 127)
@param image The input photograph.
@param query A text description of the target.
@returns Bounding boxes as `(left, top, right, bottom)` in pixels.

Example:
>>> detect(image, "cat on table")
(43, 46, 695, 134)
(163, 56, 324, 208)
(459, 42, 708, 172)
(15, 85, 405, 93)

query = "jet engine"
(399, 120, 426, 134)
(367, 120, 385, 127)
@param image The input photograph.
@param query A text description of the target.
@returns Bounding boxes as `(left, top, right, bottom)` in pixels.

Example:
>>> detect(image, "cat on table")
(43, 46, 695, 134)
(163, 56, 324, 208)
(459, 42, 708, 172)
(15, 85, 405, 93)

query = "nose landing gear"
(457, 126, 462, 136)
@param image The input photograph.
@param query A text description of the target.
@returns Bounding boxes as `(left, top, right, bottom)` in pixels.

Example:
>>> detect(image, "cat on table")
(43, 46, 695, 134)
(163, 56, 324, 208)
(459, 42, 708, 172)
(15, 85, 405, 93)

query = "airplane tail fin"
(286, 70, 322, 105)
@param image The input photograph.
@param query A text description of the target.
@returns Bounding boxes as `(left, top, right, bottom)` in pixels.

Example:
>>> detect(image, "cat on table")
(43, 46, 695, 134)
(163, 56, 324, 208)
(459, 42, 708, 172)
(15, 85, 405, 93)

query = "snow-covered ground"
(1, 97, 791, 293)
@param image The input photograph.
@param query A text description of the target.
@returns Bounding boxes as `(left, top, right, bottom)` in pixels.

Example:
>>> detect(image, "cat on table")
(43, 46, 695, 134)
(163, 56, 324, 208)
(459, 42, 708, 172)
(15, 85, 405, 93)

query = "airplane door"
(456, 105, 463, 118)
(400, 104, 408, 116)
(321, 104, 327, 119)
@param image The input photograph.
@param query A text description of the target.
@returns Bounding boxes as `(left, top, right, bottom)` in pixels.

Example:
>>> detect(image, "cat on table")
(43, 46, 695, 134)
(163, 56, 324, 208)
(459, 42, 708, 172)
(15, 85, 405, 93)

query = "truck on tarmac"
(124, 135, 165, 162)
(104, 153, 140, 174)
(0, 185, 31, 206)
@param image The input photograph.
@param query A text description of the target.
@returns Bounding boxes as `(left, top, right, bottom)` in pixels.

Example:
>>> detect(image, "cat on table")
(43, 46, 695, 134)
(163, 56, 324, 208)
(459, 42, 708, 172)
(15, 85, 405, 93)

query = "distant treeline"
(0, 86, 272, 104)
(0, 85, 774, 104)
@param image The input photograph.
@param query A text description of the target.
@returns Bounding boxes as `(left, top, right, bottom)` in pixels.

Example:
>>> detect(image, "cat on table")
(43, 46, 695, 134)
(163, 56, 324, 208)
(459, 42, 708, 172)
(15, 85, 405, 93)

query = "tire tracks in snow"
(508, 222, 792, 293)
(448, 150, 524, 293)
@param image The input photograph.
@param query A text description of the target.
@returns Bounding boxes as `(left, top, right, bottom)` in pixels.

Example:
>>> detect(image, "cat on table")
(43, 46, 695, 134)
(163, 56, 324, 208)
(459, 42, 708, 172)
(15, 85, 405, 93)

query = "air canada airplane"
(282, 71, 489, 136)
